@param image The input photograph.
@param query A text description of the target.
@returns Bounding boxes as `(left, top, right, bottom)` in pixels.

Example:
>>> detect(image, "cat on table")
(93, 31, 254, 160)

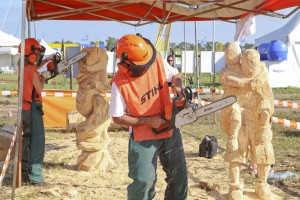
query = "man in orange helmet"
(18, 38, 55, 185)
(109, 33, 188, 200)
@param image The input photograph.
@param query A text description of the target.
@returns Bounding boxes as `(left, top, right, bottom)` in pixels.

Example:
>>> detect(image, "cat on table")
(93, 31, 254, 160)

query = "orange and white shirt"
(19, 63, 43, 110)
(109, 54, 178, 141)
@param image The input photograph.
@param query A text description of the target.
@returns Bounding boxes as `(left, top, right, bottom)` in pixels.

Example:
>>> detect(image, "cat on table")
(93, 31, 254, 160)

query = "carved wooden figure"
(75, 47, 114, 172)
(220, 44, 275, 200)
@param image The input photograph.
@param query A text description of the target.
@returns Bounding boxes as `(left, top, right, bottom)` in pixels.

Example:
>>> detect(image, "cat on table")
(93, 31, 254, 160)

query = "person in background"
(109, 33, 188, 200)
(167, 54, 175, 67)
(18, 38, 55, 185)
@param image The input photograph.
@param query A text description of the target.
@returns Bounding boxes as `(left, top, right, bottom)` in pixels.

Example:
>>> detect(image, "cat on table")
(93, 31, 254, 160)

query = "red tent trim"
(26, 0, 300, 26)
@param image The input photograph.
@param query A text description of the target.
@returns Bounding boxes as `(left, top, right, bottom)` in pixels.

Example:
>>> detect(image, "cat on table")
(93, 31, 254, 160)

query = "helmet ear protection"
(27, 45, 39, 64)
(19, 38, 45, 65)
(116, 53, 130, 73)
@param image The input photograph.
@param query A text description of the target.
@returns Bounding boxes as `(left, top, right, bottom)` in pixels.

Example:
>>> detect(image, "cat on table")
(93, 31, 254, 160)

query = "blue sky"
(0, 0, 296, 45)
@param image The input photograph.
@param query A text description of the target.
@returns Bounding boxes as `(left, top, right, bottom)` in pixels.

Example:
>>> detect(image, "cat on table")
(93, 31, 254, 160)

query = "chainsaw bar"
(57, 51, 87, 75)
(67, 51, 87, 66)
(174, 96, 236, 128)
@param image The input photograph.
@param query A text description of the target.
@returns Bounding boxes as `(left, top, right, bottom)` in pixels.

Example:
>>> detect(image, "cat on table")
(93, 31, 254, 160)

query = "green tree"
(177, 42, 195, 50)
(105, 37, 118, 51)
(204, 42, 213, 51)
(169, 42, 177, 54)
(241, 43, 254, 50)
(215, 42, 224, 52)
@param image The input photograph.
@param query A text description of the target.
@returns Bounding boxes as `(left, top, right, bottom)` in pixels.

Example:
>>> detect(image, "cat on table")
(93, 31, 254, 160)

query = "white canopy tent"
(39, 38, 59, 56)
(255, 11, 300, 88)
(38, 38, 60, 72)
(0, 31, 21, 73)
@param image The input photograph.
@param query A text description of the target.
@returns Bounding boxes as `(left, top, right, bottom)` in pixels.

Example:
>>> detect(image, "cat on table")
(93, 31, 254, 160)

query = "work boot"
(22, 173, 31, 185)
(228, 183, 243, 200)
(255, 183, 274, 200)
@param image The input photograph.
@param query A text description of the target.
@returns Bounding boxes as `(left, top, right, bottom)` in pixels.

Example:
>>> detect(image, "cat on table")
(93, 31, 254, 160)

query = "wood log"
(0, 125, 16, 162)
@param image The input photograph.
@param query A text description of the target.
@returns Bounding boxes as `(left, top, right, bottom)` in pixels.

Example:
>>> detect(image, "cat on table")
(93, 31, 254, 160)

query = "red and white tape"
(272, 116, 300, 130)
(192, 88, 224, 94)
(274, 100, 300, 110)
(0, 91, 18, 96)
(1, 88, 224, 97)
(0, 127, 17, 187)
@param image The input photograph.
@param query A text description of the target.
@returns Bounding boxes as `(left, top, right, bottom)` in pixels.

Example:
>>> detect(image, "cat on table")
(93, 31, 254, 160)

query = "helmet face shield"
(119, 53, 150, 77)
(18, 38, 46, 66)
(36, 45, 46, 66)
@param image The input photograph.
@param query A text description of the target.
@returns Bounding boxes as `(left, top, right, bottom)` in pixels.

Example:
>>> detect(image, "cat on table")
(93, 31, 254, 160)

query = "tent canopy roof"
(0, 31, 21, 47)
(255, 10, 300, 46)
(26, 0, 300, 26)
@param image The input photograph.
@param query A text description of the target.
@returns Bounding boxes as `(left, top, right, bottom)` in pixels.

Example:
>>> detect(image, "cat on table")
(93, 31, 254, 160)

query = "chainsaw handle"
(152, 114, 174, 134)
(153, 87, 192, 134)
(153, 100, 178, 134)
(152, 121, 173, 134)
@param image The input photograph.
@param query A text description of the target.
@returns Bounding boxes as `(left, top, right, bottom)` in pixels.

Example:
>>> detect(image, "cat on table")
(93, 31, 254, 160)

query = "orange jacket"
(19, 63, 43, 110)
(112, 53, 172, 141)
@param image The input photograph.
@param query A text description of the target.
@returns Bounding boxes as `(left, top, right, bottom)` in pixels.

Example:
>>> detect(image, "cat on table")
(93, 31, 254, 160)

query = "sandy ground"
(0, 96, 298, 199)
(0, 129, 291, 200)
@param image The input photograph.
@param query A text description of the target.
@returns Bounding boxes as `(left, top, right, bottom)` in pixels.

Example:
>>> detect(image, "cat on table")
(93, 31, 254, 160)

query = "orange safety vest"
(112, 53, 173, 141)
(19, 63, 43, 110)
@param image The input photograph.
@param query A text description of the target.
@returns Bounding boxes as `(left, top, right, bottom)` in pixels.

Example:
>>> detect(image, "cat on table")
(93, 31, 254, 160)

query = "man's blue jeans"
(128, 128, 188, 200)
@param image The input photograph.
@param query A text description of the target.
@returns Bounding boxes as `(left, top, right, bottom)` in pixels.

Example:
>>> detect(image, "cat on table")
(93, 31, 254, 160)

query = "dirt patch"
(0, 130, 296, 200)
(0, 96, 299, 199)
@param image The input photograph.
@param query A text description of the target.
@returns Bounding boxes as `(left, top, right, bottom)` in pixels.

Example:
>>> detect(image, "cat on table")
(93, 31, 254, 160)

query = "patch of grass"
(273, 87, 300, 94)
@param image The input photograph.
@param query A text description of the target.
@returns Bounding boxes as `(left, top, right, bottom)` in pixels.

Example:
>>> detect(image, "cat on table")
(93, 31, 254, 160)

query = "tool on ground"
(153, 86, 237, 134)
(44, 51, 87, 81)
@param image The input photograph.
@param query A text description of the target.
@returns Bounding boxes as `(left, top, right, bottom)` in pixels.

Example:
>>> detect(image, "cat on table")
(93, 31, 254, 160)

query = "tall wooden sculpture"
(220, 43, 275, 200)
(75, 47, 114, 172)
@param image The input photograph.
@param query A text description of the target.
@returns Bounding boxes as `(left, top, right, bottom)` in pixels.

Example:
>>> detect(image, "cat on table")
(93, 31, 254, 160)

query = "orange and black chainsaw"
(153, 86, 236, 134)
(45, 51, 87, 81)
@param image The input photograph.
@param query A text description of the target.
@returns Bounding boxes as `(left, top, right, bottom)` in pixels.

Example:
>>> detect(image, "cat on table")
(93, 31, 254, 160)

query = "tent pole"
(183, 22, 186, 87)
(12, 0, 26, 198)
(27, 20, 30, 38)
(195, 21, 200, 89)
(212, 21, 216, 84)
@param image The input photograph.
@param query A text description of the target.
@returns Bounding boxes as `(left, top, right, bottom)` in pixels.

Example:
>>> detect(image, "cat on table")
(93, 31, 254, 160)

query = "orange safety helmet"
(18, 38, 45, 65)
(116, 33, 156, 77)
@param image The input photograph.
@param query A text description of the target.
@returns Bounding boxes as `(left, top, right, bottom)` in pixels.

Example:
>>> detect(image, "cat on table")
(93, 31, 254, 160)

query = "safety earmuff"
(117, 63, 129, 73)
(27, 52, 38, 64)
(27, 45, 46, 65)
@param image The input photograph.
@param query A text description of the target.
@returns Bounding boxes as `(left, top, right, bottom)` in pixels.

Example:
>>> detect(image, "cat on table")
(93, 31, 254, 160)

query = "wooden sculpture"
(75, 47, 114, 172)
(220, 43, 275, 200)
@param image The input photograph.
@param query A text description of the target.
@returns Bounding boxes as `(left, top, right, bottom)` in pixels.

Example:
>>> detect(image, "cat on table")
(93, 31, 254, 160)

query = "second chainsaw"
(43, 51, 87, 81)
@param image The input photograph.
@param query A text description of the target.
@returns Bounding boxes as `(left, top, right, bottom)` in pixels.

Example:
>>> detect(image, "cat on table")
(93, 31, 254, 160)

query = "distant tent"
(38, 39, 59, 72)
(39, 38, 59, 56)
(0, 31, 21, 73)
(255, 11, 300, 88)
(0, 31, 20, 47)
